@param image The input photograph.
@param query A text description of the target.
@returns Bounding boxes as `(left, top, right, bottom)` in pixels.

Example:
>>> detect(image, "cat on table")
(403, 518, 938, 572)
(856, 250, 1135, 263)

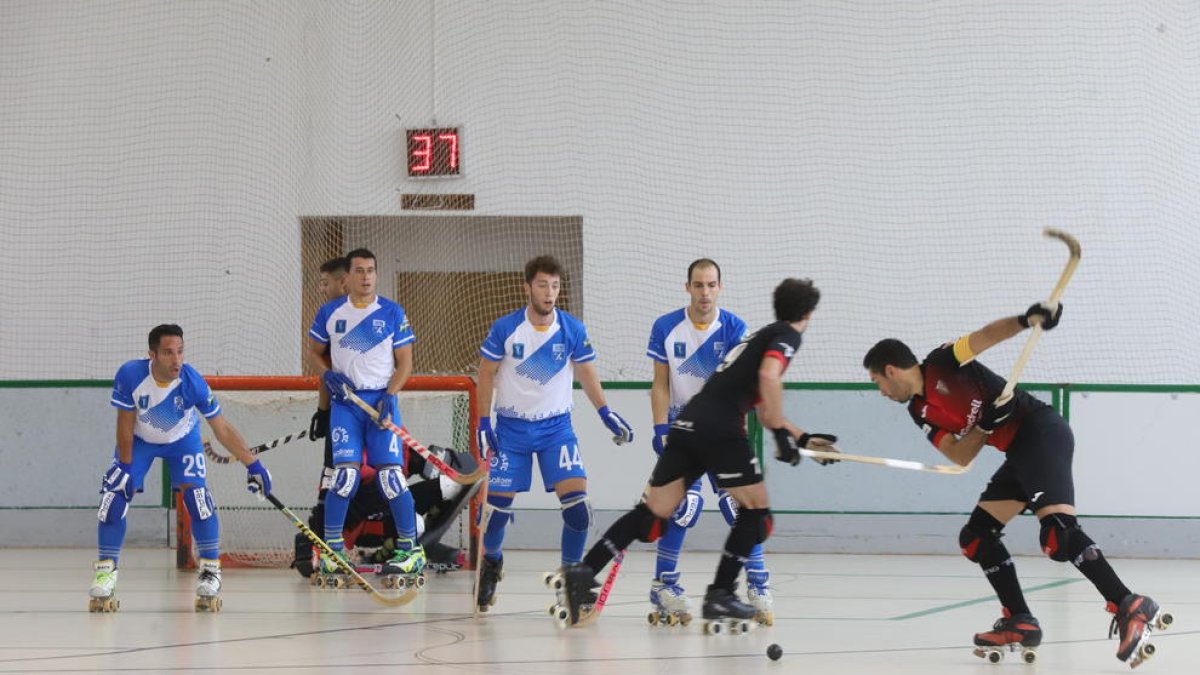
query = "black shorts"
(649, 417, 763, 489)
(978, 408, 1075, 509)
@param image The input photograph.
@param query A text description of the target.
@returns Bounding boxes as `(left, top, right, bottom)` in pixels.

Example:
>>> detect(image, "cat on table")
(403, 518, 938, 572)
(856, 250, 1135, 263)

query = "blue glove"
(477, 416, 498, 457)
(598, 406, 634, 445)
(374, 393, 399, 429)
(651, 423, 670, 455)
(246, 460, 272, 496)
(101, 460, 134, 499)
(322, 370, 356, 403)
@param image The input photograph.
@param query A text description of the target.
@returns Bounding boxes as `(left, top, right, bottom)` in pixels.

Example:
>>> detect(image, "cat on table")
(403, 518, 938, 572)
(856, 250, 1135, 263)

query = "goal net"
(176, 376, 478, 569)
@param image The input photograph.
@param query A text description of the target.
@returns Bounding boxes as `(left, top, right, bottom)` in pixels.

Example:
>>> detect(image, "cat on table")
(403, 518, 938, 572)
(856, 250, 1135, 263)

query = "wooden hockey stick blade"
(265, 493, 418, 608)
(568, 550, 624, 628)
(203, 429, 309, 464)
(798, 447, 969, 474)
(344, 389, 487, 486)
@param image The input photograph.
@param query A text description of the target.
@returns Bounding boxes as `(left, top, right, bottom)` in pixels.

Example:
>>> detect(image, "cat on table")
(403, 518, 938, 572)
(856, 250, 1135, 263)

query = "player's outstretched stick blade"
(798, 447, 968, 474)
(264, 493, 418, 608)
(344, 389, 487, 485)
(203, 429, 309, 464)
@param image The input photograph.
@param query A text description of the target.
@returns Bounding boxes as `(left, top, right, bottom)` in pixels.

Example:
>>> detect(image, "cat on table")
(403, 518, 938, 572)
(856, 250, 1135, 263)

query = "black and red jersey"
(907, 342, 1048, 452)
(679, 321, 803, 430)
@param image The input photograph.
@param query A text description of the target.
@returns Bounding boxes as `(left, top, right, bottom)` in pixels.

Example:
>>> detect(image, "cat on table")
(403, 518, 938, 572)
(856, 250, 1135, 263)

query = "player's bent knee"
(376, 465, 408, 501)
(560, 492, 592, 532)
(182, 486, 217, 521)
(1039, 513, 1093, 563)
(672, 489, 704, 529)
(634, 502, 669, 543)
(331, 465, 360, 499)
(960, 508, 1009, 565)
(717, 490, 738, 526)
(744, 508, 773, 544)
(97, 490, 129, 524)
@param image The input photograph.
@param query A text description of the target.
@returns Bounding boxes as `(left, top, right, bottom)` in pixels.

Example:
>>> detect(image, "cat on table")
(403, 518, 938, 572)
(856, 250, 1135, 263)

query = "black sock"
(712, 508, 764, 590)
(1043, 514, 1131, 604)
(983, 554, 1031, 616)
(582, 503, 648, 573)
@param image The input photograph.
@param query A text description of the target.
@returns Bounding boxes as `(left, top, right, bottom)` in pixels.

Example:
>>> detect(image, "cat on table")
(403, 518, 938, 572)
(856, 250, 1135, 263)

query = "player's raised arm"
(961, 303, 1065, 361)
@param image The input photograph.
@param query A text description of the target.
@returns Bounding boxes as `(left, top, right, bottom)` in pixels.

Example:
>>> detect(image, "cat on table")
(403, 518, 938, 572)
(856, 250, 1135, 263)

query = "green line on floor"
(889, 578, 1082, 621)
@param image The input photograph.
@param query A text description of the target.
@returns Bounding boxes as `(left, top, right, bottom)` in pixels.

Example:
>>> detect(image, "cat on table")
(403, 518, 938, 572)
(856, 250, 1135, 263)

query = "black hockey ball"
(767, 643, 783, 661)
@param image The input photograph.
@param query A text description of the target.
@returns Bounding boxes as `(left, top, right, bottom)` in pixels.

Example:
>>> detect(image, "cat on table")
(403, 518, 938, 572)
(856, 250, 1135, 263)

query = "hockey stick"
(996, 228, 1081, 405)
(265, 493, 419, 608)
(472, 475, 490, 618)
(344, 389, 487, 486)
(202, 429, 308, 464)
(570, 550, 625, 628)
(798, 447, 968, 474)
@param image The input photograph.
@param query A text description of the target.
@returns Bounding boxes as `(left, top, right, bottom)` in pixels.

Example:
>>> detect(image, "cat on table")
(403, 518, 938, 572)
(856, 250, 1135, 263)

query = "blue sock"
(559, 491, 591, 565)
(324, 490, 351, 549)
(746, 544, 766, 574)
(386, 490, 418, 543)
(483, 494, 514, 560)
(181, 486, 221, 560)
(97, 490, 129, 565)
(655, 520, 688, 579)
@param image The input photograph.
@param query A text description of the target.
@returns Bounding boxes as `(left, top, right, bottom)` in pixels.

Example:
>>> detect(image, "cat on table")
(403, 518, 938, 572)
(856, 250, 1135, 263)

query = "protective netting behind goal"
(176, 376, 476, 569)
(3, 2, 1199, 385)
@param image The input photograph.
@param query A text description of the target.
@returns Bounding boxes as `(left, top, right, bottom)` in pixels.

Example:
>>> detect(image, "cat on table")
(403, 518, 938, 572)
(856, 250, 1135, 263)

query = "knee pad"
(560, 491, 592, 532)
(331, 465, 360, 499)
(742, 508, 773, 544)
(717, 490, 738, 526)
(484, 494, 515, 530)
(1040, 513, 1096, 564)
(376, 465, 408, 501)
(959, 508, 1007, 565)
(97, 490, 129, 525)
(634, 502, 669, 543)
(672, 489, 704, 529)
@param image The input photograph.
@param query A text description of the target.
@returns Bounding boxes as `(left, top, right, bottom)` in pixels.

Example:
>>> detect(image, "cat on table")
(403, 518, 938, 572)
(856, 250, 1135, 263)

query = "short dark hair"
(344, 248, 376, 267)
(863, 338, 918, 373)
(148, 324, 184, 351)
(320, 256, 348, 275)
(687, 258, 721, 283)
(524, 255, 564, 284)
(773, 278, 820, 322)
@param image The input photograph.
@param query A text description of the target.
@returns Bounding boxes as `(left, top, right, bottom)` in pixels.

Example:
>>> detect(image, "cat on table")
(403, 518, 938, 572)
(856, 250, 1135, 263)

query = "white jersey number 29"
(182, 452, 207, 478)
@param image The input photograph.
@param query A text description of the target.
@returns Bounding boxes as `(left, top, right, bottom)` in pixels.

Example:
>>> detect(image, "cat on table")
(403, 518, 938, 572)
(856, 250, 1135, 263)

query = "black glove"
(773, 428, 800, 466)
(1018, 302, 1063, 330)
(797, 432, 840, 465)
(977, 397, 1016, 433)
(309, 408, 330, 440)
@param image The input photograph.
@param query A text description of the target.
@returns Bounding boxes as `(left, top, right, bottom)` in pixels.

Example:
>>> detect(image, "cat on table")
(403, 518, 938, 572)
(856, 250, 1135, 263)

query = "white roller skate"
(746, 569, 774, 626)
(315, 548, 352, 589)
(701, 584, 756, 635)
(194, 558, 223, 612)
(648, 571, 693, 626)
(88, 559, 119, 613)
(378, 539, 426, 590)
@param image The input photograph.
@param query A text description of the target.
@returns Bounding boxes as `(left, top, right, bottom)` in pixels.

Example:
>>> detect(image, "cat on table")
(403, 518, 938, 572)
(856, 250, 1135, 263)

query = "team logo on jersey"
(335, 319, 346, 333)
(137, 395, 150, 410)
(512, 343, 525, 358)
(331, 426, 349, 444)
(174, 395, 184, 411)
(935, 379, 950, 395)
(372, 319, 386, 335)
(553, 344, 566, 361)
(673, 342, 687, 358)
(713, 341, 725, 357)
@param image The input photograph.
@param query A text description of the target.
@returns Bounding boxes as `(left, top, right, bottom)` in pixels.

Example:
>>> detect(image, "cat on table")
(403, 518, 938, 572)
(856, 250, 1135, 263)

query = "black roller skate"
(546, 562, 599, 628)
(1109, 594, 1173, 669)
(973, 608, 1042, 664)
(476, 555, 503, 612)
(701, 584, 756, 635)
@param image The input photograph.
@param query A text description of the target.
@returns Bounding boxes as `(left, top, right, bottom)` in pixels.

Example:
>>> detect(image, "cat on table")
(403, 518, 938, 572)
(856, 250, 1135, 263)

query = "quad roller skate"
(1109, 594, 1173, 669)
(477, 555, 503, 612)
(746, 569, 774, 626)
(315, 548, 352, 589)
(546, 562, 599, 629)
(378, 539, 427, 590)
(194, 558, 223, 612)
(648, 571, 693, 627)
(87, 559, 119, 613)
(700, 585, 756, 635)
(973, 609, 1041, 664)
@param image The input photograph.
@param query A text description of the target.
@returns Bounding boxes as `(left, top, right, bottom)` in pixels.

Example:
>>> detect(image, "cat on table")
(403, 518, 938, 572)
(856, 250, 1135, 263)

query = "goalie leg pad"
(671, 488, 705, 529)
(97, 490, 129, 525)
(1040, 513, 1095, 564)
(959, 507, 1009, 566)
(331, 465, 360, 499)
(717, 489, 738, 526)
(376, 465, 408, 501)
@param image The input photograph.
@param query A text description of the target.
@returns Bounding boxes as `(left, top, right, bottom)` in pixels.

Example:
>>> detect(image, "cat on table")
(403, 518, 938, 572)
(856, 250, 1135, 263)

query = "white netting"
(179, 384, 472, 568)
(2, 1, 1198, 384)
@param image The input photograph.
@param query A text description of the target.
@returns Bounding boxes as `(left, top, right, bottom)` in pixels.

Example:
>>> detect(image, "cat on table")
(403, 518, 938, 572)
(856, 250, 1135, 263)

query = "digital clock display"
(407, 128, 460, 177)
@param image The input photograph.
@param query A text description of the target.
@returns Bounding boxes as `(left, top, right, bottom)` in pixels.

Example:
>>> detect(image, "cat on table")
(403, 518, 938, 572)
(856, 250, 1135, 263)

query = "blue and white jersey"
(647, 307, 747, 419)
(110, 360, 220, 445)
(309, 295, 415, 391)
(481, 307, 595, 421)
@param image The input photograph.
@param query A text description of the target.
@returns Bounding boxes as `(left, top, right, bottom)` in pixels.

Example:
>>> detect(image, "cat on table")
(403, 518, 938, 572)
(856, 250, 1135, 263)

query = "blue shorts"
(489, 414, 585, 493)
(120, 425, 208, 492)
(329, 390, 405, 468)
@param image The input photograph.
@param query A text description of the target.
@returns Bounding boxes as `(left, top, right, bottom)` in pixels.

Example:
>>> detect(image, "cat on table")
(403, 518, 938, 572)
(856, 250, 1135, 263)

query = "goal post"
(176, 375, 481, 570)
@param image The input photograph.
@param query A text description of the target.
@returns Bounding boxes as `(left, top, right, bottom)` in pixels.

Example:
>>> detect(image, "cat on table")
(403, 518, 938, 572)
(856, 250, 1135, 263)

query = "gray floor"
(0, 548, 1196, 674)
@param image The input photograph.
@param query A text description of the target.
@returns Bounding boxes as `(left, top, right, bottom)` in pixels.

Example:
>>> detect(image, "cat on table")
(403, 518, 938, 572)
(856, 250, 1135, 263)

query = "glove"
(798, 432, 840, 465)
(478, 416, 498, 457)
(309, 408, 329, 440)
(598, 406, 634, 445)
(1018, 302, 1063, 330)
(101, 460, 134, 499)
(773, 428, 800, 466)
(977, 396, 1016, 433)
(246, 459, 272, 496)
(322, 370, 356, 403)
(374, 393, 398, 429)
(651, 423, 670, 455)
